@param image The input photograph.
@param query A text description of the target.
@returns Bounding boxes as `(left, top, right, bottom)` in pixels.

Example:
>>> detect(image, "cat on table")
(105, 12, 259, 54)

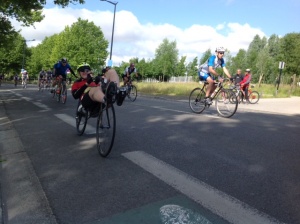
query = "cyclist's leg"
(88, 86, 105, 103)
(122, 75, 128, 86)
(198, 71, 215, 98)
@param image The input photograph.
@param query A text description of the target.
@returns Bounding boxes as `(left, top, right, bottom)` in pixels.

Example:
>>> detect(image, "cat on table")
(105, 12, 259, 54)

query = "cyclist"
(13, 73, 19, 87)
(240, 68, 252, 103)
(231, 69, 244, 85)
(122, 63, 137, 86)
(198, 47, 231, 104)
(46, 68, 53, 87)
(38, 69, 46, 89)
(21, 69, 29, 88)
(51, 58, 76, 93)
(71, 63, 121, 117)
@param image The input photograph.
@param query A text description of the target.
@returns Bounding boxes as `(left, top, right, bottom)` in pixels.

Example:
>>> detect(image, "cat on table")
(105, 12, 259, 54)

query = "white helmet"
(216, 47, 225, 52)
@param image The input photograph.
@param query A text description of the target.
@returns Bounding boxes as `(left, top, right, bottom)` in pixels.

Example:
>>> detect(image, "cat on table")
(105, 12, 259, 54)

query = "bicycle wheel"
(96, 104, 116, 157)
(228, 89, 238, 104)
(189, 87, 206, 114)
(128, 85, 137, 102)
(215, 89, 238, 118)
(76, 105, 88, 136)
(56, 86, 61, 102)
(61, 86, 67, 104)
(248, 91, 260, 104)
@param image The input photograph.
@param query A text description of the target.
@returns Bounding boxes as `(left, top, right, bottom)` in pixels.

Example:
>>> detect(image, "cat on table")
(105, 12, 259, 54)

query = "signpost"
(276, 61, 285, 95)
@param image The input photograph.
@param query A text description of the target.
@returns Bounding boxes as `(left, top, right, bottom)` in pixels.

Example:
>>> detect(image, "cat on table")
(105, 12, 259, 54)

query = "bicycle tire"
(228, 89, 238, 104)
(215, 89, 238, 118)
(189, 87, 206, 114)
(61, 86, 67, 104)
(128, 85, 137, 102)
(56, 86, 61, 102)
(248, 91, 260, 104)
(76, 105, 88, 136)
(96, 104, 116, 157)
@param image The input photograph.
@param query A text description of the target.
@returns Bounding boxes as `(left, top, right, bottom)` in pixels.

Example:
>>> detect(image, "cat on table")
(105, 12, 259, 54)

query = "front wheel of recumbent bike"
(127, 85, 137, 102)
(76, 103, 88, 136)
(189, 87, 206, 114)
(96, 103, 116, 157)
(215, 89, 238, 118)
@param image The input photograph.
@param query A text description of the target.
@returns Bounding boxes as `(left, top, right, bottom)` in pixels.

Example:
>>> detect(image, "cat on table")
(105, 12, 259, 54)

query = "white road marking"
(54, 114, 95, 134)
(122, 151, 282, 224)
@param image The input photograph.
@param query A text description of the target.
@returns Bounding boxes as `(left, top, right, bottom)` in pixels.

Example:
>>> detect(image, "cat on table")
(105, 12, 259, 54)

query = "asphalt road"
(0, 84, 300, 224)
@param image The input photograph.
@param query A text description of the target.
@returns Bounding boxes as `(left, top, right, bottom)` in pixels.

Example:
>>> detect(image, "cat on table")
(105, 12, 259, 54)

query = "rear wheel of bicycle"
(76, 107, 88, 136)
(96, 104, 116, 157)
(215, 89, 238, 118)
(128, 85, 137, 102)
(248, 91, 260, 104)
(61, 87, 67, 104)
(189, 87, 206, 114)
(56, 86, 61, 102)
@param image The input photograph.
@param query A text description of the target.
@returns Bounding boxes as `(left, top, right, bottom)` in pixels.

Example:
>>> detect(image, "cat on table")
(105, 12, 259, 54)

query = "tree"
(199, 49, 212, 65)
(0, 33, 25, 75)
(230, 49, 247, 74)
(1, 0, 86, 47)
(280, 33, 300, 76)
(153, 38, 179, 81)
(28, 18, 108, 76)
(186, 57, 198, 78)
(175, 56, 187, 76)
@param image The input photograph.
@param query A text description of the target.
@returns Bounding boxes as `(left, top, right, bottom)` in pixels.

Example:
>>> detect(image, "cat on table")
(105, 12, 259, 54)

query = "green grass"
(134, 82, 300, 98)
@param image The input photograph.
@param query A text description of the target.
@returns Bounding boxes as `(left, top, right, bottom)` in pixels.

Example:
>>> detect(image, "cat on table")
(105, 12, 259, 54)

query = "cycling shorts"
(198, 71, 215, 81)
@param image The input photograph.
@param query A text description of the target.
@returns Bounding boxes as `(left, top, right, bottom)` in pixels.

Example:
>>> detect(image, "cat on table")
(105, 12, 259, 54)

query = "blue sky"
(15, 0, 300, 65)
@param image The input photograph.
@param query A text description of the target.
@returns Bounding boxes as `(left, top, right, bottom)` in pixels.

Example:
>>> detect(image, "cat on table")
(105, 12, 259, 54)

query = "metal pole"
(109, 2, 117, 61)
(100, 0, 118, 66)
(277, 69, 282, 91)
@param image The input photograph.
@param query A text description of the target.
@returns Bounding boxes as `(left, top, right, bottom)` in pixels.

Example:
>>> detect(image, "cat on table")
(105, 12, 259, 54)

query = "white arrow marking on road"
(122, 151, 282, 224)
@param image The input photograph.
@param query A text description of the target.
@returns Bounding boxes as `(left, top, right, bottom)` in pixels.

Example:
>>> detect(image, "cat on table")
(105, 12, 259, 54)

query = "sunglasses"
(218, 52, 224, 55)
(79, 68, 90, 72)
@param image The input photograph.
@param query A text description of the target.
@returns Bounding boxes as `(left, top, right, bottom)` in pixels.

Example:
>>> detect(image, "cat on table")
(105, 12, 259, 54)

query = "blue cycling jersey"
(199, 55, 225, 74)
(54, 62, 72, 77)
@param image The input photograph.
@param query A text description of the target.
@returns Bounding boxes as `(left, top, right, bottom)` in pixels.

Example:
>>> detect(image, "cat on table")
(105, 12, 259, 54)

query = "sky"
(12, 0, 300, 66)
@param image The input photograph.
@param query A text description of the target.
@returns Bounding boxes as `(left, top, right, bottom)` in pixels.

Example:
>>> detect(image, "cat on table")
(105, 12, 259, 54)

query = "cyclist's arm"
(69, 67, 78, 78)
(222, 67, 231, 79)
(72, 83, 88, 99)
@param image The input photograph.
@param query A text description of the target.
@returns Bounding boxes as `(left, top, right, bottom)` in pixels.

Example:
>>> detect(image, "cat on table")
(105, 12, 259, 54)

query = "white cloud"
(12, 7, 267, 65)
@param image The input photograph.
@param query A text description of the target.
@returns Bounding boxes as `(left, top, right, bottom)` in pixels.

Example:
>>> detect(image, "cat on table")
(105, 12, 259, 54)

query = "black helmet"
(61, 58, 67, 63)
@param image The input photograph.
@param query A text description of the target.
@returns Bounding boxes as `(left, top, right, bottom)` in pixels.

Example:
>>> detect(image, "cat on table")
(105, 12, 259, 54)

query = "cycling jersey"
(198, 55, 225, 81)
(54, 62, 75, 80)
(123, 66, 136, 78)
(199, 55, 225, 74)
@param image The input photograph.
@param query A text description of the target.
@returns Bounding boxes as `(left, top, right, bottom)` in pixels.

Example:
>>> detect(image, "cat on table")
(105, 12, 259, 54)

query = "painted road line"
(122, 151, 282, 224)
(54, 113, 95, 134)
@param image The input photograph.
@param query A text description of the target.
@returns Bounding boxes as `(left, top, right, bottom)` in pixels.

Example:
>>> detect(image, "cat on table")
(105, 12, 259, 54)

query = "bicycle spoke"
(215, 90, 238, 118)
(189, 88, 206, 114)
(128, 85, 137, 102)
(96, 104, 116, 157)
(76, 104, 88, 136)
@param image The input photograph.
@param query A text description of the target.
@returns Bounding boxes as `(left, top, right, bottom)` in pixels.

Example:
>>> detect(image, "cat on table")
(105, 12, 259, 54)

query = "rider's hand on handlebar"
(86, 74, 93, 84)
